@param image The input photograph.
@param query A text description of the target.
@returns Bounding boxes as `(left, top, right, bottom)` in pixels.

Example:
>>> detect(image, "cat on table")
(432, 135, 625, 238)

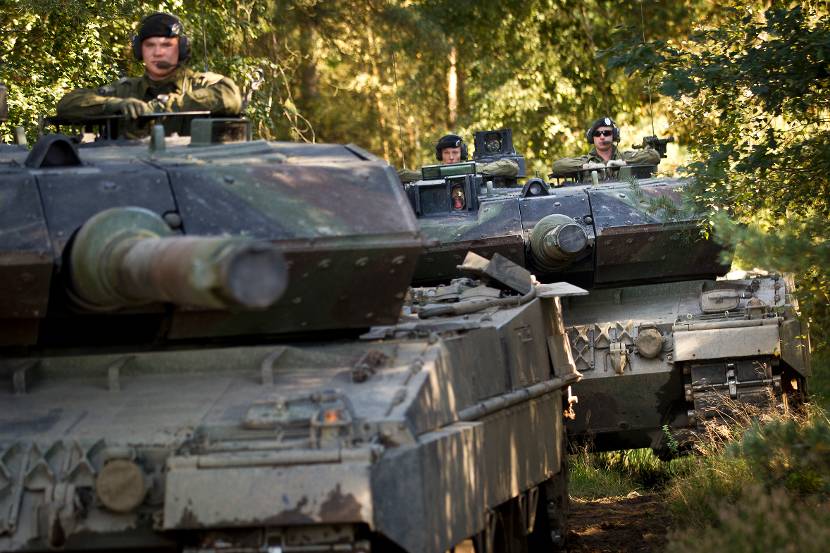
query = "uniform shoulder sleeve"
(550, 155, 590, 178)
(621, 148, 660, 166)
(171, 70, 242, 115)
(479, 159, 519, 177)
(397, 167, 421, 183)
(56, 83, 122, 119)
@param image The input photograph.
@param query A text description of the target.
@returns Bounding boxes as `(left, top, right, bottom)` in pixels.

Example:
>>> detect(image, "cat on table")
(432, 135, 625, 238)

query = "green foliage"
(0, 0, 705, 168)
(569, 447, 690, 499)
(667, 485, 830, 553)
(665, 412, 830, 553)
(606, 2, 830, 359)
(732, 415, 830, 495)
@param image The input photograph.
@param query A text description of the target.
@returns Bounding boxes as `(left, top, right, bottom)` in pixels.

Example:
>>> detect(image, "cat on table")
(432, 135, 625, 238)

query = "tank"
(405, 128, 811, 455)
(0, 120, 578, 552)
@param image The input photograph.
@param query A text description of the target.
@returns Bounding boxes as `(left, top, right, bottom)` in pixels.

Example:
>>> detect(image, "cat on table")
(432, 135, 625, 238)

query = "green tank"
(0, 119, 577, 552)
(404, 128, 811, 455)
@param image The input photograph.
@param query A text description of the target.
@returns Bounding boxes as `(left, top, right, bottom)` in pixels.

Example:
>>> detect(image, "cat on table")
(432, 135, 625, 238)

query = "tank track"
(684, 358, 783, 428)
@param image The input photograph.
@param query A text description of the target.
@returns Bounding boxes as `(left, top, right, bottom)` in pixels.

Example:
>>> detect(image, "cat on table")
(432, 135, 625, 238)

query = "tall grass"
(664, 405, 830, 552)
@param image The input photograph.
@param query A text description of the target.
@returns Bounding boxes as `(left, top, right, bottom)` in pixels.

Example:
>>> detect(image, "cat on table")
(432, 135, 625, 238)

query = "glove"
(147, 98, 166, 112)
(114, 98, 153, 119)
(581, 162, 606, 170)
(607, 159, 627, 168)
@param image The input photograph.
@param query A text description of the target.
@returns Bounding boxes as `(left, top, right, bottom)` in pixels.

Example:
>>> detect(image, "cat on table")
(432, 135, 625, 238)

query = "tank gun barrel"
(69, 207, 288, 310)
(528, 214, 590, 272)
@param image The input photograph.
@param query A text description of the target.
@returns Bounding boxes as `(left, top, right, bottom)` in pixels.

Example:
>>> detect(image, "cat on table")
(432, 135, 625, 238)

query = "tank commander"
(550, 117, 660, 178)
(57, 12, 242, 136)
(397, 133, 519, 183)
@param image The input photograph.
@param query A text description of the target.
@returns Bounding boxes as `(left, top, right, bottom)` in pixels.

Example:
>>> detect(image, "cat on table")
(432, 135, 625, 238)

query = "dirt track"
(565, 493, 671, 553)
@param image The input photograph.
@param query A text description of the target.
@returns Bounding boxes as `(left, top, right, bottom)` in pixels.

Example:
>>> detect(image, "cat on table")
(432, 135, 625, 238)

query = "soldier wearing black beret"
(57, 13, 241, 135)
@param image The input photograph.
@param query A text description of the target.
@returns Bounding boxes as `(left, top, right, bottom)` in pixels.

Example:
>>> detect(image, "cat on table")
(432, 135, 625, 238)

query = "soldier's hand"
(147, 99, 166, 112)
(117, 98, 153, 119)
(581, 162, 606, 171)
(607, 159, 627, 168)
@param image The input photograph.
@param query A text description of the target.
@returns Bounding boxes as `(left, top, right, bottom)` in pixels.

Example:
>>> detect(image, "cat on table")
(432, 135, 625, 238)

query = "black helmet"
(132, 12, 190, 62)
(585, 117, 620, 144)
(435, 133, 468, 161)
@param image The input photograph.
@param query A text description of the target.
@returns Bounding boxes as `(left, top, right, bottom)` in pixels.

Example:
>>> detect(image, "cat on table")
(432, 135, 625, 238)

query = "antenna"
(640, 0, 656, 137)
(391, 51, 406, 169)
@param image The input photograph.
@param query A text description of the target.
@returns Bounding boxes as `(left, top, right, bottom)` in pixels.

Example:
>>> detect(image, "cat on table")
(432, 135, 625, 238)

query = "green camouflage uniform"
(397, 159, 519, 183)
(57, 66, 242, 136)
(550, 146, 660, 178)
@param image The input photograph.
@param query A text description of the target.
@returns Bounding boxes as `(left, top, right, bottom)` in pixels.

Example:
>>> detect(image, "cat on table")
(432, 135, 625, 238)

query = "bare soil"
(565, 492, 671, 553)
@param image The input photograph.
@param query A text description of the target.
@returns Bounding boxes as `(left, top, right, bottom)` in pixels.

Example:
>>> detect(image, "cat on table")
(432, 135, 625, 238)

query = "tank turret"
(408, 169, 729, 288)
(0, 133, 422, 347)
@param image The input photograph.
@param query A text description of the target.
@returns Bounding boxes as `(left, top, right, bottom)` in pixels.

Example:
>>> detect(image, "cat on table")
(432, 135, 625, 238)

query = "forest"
(2, 1, 829, 549)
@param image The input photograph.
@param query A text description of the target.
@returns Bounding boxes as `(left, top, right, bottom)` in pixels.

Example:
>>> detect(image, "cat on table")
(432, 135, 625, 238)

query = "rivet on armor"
(95, 459, 146, 513)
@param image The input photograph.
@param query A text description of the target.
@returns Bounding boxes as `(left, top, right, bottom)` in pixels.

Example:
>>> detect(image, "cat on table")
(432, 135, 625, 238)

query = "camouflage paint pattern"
(409, 175, 729, 289)
(0, 138, 421, 346)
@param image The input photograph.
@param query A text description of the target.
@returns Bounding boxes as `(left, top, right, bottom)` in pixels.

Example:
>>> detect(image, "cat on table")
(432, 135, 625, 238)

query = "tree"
(1, 0, 706, 169)
(606, 2, 830, 346)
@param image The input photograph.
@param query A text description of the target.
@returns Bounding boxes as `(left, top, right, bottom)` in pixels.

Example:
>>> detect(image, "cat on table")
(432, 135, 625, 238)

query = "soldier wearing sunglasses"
(550, 116, 660, 179)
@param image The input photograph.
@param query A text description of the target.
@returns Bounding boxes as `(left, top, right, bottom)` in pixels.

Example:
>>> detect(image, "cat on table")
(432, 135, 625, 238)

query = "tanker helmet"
(585, 117, 620, 144)
(435, 133, 468, 161)
(132, 12, 191, 62)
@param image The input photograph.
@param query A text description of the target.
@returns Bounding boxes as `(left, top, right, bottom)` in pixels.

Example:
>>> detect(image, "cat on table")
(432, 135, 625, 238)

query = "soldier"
(57, 12, 241, 136)
(398, 133, 519, 183)
(435, 133, 467, 164)
(550, 117, 660, 178)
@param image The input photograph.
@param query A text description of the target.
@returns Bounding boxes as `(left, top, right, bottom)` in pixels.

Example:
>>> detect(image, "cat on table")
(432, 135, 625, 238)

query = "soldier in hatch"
(398, 133, 519, 183)
(550, 117, 660, 179)
(57, 12, 241, 136)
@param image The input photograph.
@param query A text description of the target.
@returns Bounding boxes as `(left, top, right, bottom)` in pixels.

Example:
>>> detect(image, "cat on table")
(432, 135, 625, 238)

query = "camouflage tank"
(405, 129, 810, 454)
(0, 116, 579, 552)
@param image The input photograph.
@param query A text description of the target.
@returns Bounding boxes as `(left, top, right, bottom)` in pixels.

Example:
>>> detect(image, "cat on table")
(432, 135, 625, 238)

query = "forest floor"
(565, 492, 671, 553)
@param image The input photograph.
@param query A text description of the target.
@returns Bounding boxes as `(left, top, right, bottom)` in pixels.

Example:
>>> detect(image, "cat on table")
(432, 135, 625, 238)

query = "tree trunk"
(447, 44, 458, 128)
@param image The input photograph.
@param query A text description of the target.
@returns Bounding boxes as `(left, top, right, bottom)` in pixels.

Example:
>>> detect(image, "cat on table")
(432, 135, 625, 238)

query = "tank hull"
(1, 296, 576, 552)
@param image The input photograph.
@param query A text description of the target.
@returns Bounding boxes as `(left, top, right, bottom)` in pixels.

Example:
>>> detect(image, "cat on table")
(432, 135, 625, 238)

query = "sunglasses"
(593, 130, 614, 137)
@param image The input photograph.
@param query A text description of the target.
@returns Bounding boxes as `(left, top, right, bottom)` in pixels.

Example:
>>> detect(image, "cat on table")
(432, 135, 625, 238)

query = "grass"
(569, 447, 692, 499)
(569, 385, 830, 552)
(664, 406, 830, 552)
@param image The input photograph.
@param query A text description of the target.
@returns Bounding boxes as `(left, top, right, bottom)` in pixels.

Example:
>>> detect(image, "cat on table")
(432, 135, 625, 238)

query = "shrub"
(666, 410, 830, 551)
